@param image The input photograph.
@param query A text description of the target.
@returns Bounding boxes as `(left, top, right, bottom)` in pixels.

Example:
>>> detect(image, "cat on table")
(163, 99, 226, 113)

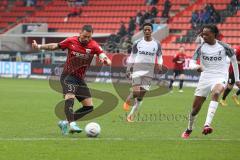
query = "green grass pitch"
(0, 78, 239, 160)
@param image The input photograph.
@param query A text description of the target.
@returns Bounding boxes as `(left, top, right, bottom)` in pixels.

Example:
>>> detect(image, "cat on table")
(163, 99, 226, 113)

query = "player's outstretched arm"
(32, 40, 60, 51)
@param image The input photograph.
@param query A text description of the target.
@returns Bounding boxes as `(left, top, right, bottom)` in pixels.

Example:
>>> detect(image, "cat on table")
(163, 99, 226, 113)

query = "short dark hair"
(202, 24, 219, 38)
(82, 25, 93, 33)
(143, 23, 153, 30)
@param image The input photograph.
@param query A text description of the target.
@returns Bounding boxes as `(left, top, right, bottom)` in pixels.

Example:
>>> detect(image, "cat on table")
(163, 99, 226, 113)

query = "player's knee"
(132, 91, 140, 98)
(180, 74, 185, 78)
(139, 92, 145, 98)
(139, 88, 147, 97)
(81, 97, 93, 106)
(65, 93, 75, 100)
(212, 91, 221, 99)
(227, 84, 233, 89)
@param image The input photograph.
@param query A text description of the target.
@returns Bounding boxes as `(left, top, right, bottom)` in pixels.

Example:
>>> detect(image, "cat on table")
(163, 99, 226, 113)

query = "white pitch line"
(0, 137, 240, 141)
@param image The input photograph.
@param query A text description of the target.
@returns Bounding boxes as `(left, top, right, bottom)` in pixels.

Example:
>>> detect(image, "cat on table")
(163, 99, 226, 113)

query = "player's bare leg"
(179, 74, 185, 92)
(182, 96, 206, 139)
(203, 84, 224, 135)
(127, 86, 146, 122)
(169, 75, 176, 92)
(220, 84, 233, 106)
(127, 86, 141, 122)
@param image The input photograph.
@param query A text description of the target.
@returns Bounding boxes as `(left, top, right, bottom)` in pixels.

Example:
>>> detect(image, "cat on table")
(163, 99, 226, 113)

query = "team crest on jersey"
(153, 48, 156, 52)
(86, 49, 91, 54)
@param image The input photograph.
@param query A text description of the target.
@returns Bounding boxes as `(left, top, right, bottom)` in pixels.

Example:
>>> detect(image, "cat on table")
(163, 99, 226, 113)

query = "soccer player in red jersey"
(32, 25, 111, 135)
(220, 46, 240, 106)
(168, 46, 186, 92)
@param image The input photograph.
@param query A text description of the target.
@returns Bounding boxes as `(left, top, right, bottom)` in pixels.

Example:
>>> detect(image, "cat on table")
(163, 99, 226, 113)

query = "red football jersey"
(229, 46, 240, 74)
(172, 52, 186, 70)
(58, 36, 103, 79)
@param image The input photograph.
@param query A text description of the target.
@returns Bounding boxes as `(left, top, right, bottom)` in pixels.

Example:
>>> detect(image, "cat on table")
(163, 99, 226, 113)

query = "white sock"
(204, 101, 218, 126)
(70, 121, 77, 127)
(187, 113, 196, 130)
(128, 99, 142, 116)
(63, 120, 68, 124)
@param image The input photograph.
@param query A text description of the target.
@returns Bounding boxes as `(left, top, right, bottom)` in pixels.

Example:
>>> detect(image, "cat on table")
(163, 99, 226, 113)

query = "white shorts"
(132, 76, 152, 91)
(194, 74, 228, 97)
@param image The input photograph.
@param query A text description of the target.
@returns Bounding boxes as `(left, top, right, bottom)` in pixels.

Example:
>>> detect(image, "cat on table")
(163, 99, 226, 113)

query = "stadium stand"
(0, 0, 48, 33)
(22, 0, 188, 33)
(0, 0, 239, 55)
(163, 0, 240, 56)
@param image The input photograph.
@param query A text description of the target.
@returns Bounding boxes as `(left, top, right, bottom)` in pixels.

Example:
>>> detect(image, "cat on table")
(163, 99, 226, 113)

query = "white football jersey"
(193, 40, 235, 77)
(128, 38, 162, 78)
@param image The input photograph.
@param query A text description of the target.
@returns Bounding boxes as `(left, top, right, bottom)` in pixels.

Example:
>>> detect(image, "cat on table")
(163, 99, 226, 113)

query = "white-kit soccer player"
(123, 23, 163, 122)
(181, 24, 240, 138)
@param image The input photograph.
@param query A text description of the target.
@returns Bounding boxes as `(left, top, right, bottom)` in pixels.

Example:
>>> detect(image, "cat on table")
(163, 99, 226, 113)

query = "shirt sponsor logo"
(202, 56, 222, 61)
(72, 51, 90, 59)
(138, 51, 155, 56)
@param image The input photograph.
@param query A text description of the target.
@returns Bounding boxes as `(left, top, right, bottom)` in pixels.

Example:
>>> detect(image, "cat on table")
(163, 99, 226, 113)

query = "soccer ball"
(85, 122, 101, 137)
